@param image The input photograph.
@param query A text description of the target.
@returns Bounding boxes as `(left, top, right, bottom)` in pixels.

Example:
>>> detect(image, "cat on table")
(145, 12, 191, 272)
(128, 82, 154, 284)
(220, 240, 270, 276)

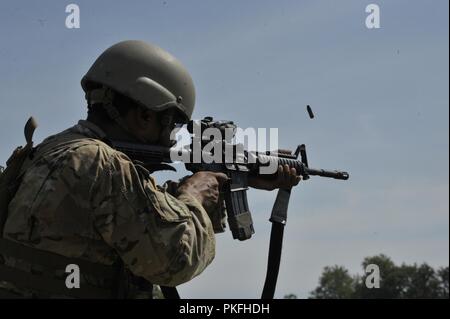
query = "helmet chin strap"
(87, 87, 149, 144)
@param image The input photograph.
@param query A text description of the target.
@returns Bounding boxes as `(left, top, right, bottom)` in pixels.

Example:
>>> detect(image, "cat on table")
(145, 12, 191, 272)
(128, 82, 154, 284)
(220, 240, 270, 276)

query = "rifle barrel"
(305, 167, 349, 180)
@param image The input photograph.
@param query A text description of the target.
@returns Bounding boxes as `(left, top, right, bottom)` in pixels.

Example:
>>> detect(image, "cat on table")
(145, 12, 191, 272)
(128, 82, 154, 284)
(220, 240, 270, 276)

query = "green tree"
(310, 254, 449, 299)
(403, 263, 441, 298)
(356, 254, 403, 298)
(437, 266, 449, 298)
(310, 265, 356, 299)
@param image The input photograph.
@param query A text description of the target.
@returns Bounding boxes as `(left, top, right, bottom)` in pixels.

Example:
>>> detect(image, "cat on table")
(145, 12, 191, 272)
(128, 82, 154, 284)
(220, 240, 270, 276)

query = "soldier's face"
(124, 107, 162, 144)
(125, 108, 175, 146)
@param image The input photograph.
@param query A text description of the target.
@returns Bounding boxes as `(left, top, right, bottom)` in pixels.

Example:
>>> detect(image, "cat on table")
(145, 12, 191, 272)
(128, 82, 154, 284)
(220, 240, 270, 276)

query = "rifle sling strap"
(261, 223, 285, 299)
(261, 188, 291, 299)
(160, 285, 180, 299)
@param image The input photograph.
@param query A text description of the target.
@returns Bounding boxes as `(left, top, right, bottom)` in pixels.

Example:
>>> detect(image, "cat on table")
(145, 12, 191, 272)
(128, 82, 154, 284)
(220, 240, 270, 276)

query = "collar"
(73, 120, 108, 140)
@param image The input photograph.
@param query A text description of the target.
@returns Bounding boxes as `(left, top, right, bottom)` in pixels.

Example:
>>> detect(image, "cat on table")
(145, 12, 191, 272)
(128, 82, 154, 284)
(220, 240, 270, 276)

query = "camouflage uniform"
(2, 120, 218, 296)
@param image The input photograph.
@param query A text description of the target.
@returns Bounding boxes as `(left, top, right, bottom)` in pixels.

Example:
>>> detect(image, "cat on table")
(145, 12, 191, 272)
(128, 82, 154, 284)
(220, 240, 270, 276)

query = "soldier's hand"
(177, 171, 229, 213)
(248, 164, 302, 191)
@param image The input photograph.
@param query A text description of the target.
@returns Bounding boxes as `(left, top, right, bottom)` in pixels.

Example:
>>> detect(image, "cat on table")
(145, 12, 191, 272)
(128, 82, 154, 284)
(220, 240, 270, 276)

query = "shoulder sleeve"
(91, 151, 216, 286)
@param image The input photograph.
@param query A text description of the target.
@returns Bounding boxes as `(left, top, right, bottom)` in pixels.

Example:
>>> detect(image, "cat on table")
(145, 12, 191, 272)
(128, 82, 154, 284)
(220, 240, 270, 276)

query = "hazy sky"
(0, 0, 448, 298)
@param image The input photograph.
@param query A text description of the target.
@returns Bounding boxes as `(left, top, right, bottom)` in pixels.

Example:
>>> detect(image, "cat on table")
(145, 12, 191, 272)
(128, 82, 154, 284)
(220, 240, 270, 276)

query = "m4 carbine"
(109, 117, 349, 242)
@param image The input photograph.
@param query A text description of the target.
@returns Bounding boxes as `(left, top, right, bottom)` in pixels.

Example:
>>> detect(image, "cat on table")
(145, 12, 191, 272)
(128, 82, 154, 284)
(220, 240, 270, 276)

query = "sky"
(0, 0, 448, 298)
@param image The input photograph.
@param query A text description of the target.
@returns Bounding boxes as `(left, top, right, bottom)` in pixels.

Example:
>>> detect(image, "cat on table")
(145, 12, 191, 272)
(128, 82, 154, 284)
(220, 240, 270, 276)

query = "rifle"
(109, 117, 349, 241)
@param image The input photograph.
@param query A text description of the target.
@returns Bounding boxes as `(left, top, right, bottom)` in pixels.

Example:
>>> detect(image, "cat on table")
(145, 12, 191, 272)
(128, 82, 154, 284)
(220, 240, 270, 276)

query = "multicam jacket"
(2, 120, 217, 293)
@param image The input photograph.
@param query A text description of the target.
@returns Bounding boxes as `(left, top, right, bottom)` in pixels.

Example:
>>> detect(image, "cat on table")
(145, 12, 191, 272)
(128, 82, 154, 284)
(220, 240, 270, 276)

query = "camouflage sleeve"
(163, 179, 227, 233)
(91, 151, 216, 287)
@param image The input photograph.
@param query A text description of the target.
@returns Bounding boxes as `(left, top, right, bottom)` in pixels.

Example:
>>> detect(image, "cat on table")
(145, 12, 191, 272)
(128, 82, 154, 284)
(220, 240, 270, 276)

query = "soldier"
(0, 40, 300, 298)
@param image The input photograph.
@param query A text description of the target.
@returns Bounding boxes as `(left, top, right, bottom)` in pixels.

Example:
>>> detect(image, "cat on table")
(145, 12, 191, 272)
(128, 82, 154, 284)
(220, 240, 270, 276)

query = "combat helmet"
(81, 40, 195, 123)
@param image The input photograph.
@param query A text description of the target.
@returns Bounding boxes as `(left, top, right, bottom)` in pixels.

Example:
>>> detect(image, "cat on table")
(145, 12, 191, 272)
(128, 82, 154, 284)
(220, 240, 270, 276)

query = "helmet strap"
(87, 87, 144, 142)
